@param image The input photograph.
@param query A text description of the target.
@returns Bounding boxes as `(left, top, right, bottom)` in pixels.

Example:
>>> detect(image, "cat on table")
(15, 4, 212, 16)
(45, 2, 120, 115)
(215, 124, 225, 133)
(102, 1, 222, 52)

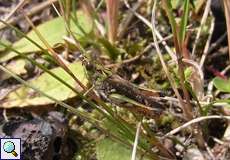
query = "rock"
(0, 111, 75, 160)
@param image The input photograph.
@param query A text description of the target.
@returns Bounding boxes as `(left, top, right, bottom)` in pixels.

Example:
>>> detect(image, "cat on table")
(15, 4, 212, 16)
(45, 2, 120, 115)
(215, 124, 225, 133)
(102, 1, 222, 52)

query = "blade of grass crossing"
(18, 11, 87, 91)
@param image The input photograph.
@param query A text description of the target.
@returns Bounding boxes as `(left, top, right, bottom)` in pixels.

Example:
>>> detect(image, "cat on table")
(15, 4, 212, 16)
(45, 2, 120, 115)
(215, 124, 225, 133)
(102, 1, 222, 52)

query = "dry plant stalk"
(153, 0, 205, 148)
(106, 0, 120, 44)
(223, 0, 230, 60)
(79, 0, 95, 20)
(161, 0, 194, 120)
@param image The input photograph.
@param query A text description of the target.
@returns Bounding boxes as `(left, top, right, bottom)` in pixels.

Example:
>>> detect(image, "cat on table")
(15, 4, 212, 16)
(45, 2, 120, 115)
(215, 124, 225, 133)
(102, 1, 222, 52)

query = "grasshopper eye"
(85, 62, 94, 71)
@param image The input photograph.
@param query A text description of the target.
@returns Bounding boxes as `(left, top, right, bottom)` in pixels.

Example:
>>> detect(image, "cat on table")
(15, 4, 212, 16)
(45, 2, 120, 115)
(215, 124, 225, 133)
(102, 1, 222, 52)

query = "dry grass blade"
(118, 0, 143, 39)
(79, 0, 95, 20)
(223, 0, 230, 59)
(51, 1, 62, 17)
(164, 115, 230, 138)
(152, 0, 205, 148)
(161, 0, 195, 122)
(131, 122, 141, 160)
(199, 19, 215, 68)
(151, 0, 186, 118)
(192, 0, 211, 57)
(106, 0, 119, 44)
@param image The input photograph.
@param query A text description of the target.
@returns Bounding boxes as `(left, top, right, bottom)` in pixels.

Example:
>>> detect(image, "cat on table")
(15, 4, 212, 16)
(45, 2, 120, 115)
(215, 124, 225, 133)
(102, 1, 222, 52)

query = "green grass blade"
(162, 0, 180, 51)
(179, 0, 190, 44)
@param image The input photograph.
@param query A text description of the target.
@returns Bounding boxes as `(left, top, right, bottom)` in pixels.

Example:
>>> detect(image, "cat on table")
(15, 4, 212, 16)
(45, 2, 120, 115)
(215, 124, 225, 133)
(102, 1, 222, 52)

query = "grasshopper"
(81, 56, 166, 118)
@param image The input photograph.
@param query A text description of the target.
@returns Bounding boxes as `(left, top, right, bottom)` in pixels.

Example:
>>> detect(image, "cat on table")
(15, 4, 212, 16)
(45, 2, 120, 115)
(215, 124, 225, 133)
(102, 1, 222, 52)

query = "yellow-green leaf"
(1, 61, 87, 108)
(213, 77, 230, 93)
(0, 11, 92, 62)
(96, 138, 150, 160)
(96, 138, 132, 160)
